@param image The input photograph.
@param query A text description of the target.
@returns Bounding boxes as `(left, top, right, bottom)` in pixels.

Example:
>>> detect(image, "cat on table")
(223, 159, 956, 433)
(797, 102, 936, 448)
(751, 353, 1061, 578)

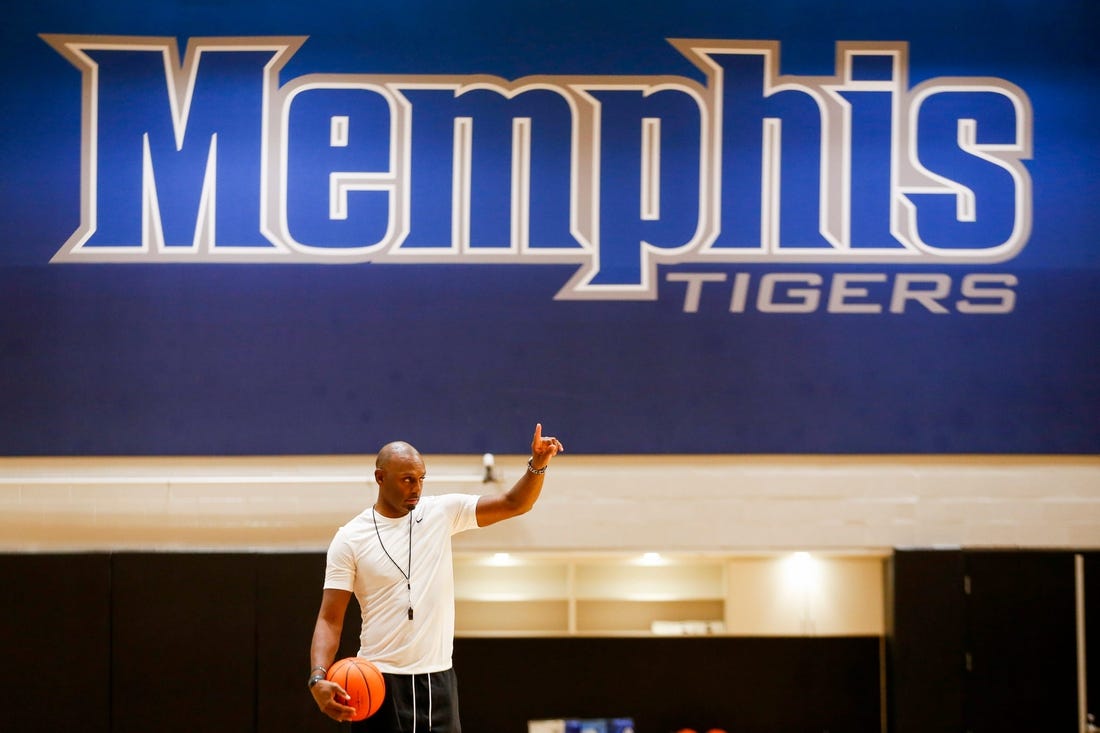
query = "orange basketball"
(326, 656, 386, 721)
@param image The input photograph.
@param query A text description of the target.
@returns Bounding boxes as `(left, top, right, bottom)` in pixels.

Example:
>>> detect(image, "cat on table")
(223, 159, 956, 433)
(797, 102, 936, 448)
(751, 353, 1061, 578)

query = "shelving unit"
(454, 551, 885, 637)
(454, 556, 571, 635)
(572, 557, 726, 635)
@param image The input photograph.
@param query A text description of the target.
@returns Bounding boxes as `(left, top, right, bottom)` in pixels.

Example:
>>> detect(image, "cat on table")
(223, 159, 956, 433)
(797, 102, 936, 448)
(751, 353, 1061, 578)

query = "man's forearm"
(310, 617, 343, 670)
(503, 464, 546, 514)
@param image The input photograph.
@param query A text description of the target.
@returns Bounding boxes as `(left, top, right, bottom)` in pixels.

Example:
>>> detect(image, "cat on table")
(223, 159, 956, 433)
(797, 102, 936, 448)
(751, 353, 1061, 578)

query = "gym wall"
(2, 1, 1098, 731)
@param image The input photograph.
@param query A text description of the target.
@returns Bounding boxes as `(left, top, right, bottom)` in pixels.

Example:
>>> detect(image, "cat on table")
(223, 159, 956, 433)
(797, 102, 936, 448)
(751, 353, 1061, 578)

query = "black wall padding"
(0, 553, 112, 733)
(110, 552, 258, 733)
(6, 549, 1095, 732)
(454, 635, 882, 733)
(886, 549, 967, 733)
(963, 551, 1078, 733)
(889, 549, 1092, 733)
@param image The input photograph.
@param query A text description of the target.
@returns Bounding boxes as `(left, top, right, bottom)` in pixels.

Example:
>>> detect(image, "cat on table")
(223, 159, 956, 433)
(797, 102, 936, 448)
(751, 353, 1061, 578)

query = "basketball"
(326, 657, 386, 721)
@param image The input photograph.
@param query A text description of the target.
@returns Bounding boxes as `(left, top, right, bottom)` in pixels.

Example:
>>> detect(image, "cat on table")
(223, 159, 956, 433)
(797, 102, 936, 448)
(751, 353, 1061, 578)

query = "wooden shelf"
(455, 599, 570, 635)
(452, 551, 887, 637)
(454, 557, 569, 601)
(573, 561, 725, 600)
(576, 599, 726, 634)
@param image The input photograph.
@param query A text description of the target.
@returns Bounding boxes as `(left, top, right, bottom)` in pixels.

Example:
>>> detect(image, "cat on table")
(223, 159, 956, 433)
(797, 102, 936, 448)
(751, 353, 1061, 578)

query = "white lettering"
(668, 271, 1017, 314)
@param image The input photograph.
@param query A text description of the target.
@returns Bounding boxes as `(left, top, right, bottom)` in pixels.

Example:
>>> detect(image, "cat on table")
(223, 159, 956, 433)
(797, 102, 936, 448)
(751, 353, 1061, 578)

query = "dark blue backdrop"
(1, 0, 1097, 455)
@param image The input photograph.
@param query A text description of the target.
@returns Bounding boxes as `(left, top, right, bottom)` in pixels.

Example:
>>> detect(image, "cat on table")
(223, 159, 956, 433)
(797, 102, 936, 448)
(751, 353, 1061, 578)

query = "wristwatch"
(308, 666, 326, 689)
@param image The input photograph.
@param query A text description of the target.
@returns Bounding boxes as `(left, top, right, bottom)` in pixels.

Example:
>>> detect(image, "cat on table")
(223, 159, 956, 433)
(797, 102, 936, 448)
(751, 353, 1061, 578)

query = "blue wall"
(2, 1, 1097, 455)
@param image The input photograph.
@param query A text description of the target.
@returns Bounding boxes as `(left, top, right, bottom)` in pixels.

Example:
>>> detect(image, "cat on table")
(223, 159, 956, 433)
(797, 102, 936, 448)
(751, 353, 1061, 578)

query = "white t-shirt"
(324, 493, 480, 674)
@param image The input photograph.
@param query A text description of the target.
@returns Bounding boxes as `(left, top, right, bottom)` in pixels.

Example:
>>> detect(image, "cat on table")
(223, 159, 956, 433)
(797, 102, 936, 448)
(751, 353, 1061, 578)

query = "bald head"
(373, 441, 425, 517)
(375, 441, 421, 471)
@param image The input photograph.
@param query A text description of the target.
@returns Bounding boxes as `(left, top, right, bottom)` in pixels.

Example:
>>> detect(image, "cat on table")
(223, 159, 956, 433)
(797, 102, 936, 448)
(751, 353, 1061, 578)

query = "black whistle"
(408, 607, 414, 620)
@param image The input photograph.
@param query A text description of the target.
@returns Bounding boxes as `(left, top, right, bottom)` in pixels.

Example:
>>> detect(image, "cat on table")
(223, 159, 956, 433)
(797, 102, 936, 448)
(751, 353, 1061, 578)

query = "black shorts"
(351, 667, 461, 733)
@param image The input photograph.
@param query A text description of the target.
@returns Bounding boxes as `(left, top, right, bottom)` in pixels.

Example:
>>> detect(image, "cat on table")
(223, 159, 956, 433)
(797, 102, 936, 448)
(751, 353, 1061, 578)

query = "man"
(308, 423, 564, 731)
